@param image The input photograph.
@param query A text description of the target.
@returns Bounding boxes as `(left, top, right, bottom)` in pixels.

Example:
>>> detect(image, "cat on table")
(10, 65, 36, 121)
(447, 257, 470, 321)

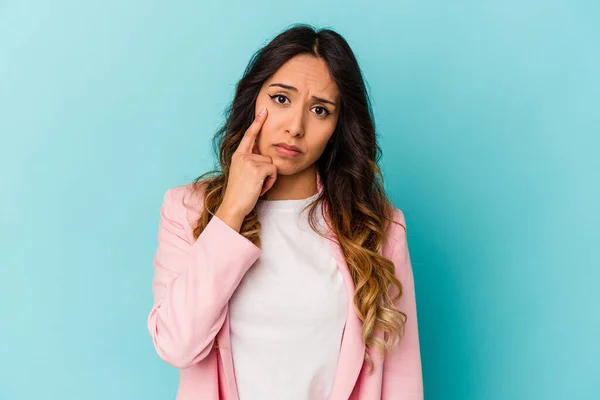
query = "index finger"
(236, 107, 268, 154)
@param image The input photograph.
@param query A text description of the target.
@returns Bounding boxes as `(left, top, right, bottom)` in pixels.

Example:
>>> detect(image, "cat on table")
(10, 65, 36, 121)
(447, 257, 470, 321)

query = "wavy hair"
(187, 23, 407, 373)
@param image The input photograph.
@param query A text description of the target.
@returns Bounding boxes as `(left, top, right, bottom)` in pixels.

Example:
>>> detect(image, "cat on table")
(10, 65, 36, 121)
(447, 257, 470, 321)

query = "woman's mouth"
(273, 144, 302, 157)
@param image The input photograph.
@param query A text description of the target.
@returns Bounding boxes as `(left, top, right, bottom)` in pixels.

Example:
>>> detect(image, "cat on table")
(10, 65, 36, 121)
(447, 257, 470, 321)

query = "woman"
(148, 24, 423, 400)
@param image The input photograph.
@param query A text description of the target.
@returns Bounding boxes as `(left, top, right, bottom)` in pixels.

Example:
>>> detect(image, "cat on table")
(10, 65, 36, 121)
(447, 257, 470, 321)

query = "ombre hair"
(188, 23, 407, 372)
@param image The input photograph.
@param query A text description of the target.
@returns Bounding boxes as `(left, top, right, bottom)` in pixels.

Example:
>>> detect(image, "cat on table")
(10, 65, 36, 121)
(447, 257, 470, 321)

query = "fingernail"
(258, 107, 266, 117)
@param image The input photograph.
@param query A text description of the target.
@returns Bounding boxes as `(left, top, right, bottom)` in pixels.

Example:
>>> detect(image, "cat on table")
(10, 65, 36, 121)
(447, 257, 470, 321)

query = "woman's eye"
(269, 94, 288, 104)
(313, 106, 330, 117)
(269, 94, 330, 117)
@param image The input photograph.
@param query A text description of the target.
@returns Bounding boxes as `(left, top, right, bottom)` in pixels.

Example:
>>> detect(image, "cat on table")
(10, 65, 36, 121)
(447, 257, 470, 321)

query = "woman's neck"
(260, 166, 318, 201)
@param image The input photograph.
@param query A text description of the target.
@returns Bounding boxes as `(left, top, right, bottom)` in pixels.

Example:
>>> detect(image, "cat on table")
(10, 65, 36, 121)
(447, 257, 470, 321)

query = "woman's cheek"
(260, 118, 275, 139)
(255, 101, 268, 118)
(256, 122, 271, 151)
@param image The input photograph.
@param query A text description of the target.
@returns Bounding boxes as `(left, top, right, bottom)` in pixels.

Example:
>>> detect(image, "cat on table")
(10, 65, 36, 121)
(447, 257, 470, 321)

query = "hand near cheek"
(217, 107, 277, 223)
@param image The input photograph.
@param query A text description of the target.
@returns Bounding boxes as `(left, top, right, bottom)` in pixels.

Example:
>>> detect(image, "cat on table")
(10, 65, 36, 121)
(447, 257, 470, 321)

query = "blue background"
(1, 1, 598, 399)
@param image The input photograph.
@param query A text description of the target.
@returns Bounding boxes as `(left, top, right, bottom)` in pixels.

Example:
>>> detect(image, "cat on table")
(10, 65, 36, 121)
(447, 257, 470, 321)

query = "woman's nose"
(285, 107, 306, 137)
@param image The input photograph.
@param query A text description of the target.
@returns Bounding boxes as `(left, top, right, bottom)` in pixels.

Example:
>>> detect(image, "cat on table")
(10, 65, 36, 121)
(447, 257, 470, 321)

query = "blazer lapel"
(316, 170, 366, 400)
(325, 230, 366, 400)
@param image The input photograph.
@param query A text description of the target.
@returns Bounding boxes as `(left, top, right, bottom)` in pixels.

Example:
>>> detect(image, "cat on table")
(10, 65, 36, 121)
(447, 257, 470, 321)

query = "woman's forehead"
(266, 55, 339, 99)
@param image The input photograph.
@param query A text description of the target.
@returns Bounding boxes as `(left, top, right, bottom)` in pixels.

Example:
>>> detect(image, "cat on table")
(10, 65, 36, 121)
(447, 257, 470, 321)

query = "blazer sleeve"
(381, 208, 424, 399)
(147, 187, 262, 369)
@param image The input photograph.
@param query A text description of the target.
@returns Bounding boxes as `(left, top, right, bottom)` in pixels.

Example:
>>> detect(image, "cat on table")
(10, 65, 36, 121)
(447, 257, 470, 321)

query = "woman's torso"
(228, 193, 348, 399)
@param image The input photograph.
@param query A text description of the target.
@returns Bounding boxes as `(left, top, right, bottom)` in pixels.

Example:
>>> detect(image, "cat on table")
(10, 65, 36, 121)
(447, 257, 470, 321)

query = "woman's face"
(254, 54, 341, 176)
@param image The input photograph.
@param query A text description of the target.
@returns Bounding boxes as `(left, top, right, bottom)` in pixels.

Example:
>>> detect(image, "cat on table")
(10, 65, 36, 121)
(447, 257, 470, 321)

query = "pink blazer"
(147, 176, 423, 400)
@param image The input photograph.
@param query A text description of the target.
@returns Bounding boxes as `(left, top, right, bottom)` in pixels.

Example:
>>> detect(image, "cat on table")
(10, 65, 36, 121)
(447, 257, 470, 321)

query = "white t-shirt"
(228, 192, 348, 400)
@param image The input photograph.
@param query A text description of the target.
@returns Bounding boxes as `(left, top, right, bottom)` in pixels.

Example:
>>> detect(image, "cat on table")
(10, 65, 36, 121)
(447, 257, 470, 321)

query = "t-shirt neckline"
(256, 191, 320, 211)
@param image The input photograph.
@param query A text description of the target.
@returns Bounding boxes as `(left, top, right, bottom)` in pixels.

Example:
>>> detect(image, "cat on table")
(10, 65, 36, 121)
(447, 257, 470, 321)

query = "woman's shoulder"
(392, 207, 406, 226)
(384, 206, 408, 257)
(390, 206, 407, 239)
(161, 182, 206, 227)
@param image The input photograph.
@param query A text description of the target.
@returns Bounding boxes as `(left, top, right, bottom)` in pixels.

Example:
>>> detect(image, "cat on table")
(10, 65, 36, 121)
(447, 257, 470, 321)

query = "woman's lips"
(274, 144, 302, 157)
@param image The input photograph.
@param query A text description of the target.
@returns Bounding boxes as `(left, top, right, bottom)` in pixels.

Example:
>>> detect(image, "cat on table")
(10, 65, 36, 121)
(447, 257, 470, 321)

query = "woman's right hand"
(216, 107, 277, 230)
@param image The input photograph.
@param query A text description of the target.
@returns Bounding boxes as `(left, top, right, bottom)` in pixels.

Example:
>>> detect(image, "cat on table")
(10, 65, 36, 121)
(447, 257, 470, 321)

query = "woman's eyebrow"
(268, 83, 337, 107)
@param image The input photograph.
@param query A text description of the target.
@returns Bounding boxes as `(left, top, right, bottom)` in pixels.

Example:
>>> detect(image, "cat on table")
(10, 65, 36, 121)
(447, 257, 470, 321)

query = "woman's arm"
(147, 186, 261, 369)
(382, 209, 424, 399)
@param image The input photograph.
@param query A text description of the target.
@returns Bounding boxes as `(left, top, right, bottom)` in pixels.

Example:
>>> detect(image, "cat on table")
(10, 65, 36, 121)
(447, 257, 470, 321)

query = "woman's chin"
(271, 159, 304, 176)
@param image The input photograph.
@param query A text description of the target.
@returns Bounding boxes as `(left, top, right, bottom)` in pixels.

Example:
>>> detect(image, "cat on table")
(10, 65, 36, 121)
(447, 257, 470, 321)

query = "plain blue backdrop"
(1, 1, 598, 399)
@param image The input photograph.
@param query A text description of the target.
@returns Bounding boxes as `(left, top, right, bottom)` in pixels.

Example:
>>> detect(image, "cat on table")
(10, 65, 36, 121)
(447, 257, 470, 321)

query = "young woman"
(148, 24, 423, 400)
